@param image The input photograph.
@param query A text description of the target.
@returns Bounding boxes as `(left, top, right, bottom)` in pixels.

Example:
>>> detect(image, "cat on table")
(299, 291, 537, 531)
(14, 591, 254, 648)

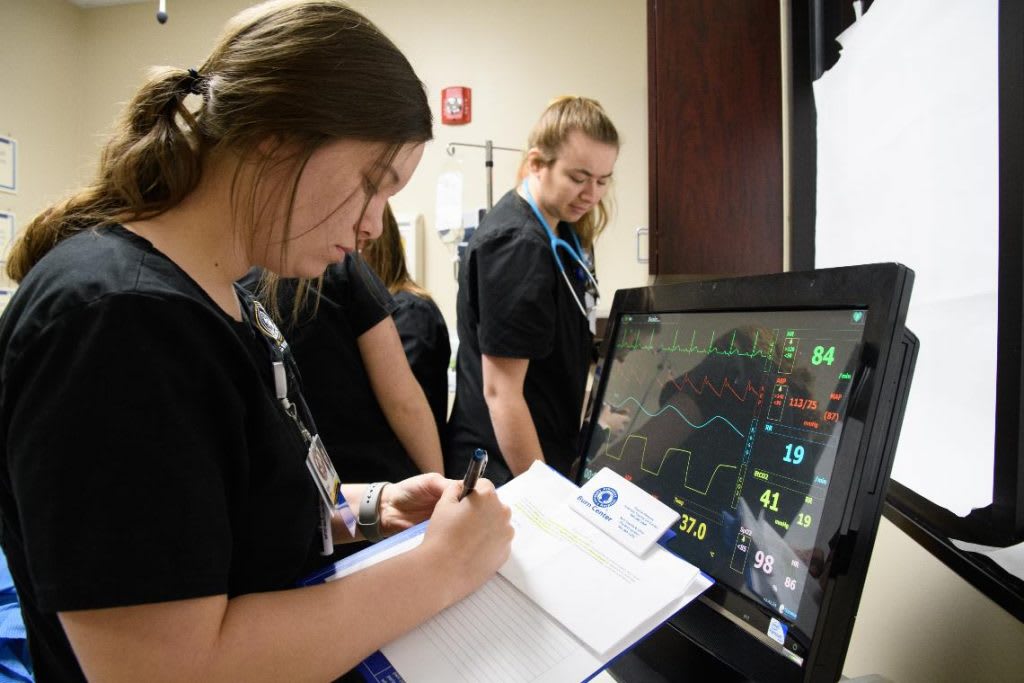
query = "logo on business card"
(593, 486, 618, 508)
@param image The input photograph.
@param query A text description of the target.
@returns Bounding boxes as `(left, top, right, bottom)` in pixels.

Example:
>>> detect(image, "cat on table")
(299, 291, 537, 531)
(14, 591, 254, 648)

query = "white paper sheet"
(0, 137, 16, 193)
(379, 560, 712, 683)
(381, 576, 598, 683)
(0, 212, 15, 263)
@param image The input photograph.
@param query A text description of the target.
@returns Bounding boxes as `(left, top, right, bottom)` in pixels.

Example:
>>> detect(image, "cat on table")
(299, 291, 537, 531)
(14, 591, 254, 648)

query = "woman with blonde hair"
(446, 96, 620, 485)
(0, 2, 511, 680)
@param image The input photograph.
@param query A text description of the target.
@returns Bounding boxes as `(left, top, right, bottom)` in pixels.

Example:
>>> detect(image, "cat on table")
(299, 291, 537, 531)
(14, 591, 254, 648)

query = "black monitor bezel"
(575, 263, 914, 682)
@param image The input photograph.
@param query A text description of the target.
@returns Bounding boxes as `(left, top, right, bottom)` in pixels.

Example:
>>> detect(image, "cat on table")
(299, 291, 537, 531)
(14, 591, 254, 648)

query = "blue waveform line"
(612, 396, 745, 437)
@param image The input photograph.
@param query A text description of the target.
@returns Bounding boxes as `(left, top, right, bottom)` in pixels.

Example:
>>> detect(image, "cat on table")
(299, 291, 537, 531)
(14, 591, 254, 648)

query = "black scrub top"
(0, 227, 323, 682)
(446, 189, 594, 485)
(393, 290, 451, 438)
(244, 258, 429, 564)
(242, 257, 422, 486)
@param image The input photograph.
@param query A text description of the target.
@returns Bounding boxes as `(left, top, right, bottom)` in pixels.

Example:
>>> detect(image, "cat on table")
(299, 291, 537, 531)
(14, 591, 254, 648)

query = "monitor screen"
(580, 308, 868, 662)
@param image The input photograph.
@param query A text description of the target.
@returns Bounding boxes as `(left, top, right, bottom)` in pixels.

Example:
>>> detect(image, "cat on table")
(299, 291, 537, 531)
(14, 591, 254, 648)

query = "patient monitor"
(577, 263, 917, 682)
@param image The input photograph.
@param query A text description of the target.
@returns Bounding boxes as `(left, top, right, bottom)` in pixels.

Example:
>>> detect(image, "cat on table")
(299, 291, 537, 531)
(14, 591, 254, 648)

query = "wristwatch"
(357, 482, 388, 542)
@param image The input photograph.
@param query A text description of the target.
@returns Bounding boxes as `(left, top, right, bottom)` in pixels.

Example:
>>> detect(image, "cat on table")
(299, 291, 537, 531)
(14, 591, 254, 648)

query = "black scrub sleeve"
(392, 292, 451, 435)
(471, 231, 558, 359)
(239, 255, 396, 339)
(319, 254, 397, 337)
(5, 294, 247, 611)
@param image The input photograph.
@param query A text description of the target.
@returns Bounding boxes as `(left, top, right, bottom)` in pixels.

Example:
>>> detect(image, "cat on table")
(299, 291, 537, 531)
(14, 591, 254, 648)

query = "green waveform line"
(615, 326, 779, 373)
(617, 327, 656, 351)
(659, 328, 773, 360)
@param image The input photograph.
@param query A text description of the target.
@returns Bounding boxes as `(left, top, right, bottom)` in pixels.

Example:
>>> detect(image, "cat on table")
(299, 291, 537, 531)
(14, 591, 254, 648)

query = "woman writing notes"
(0, 2, 511, 681)
(446, 96, 621, 485)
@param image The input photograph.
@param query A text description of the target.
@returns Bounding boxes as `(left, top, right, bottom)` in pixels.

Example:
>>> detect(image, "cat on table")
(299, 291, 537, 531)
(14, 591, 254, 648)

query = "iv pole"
(446, 140, 522, 210)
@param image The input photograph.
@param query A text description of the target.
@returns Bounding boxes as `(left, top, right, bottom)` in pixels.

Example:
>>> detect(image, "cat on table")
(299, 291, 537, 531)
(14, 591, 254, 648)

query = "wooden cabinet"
(648, 0, 783, 277)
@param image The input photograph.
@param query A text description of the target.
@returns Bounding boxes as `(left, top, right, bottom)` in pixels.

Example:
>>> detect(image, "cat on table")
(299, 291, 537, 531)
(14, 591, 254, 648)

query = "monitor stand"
(607, 624, 750, 682)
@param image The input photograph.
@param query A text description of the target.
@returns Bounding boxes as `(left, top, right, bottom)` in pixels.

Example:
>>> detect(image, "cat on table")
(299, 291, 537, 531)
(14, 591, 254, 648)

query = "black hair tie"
(184, 68, 205, 96)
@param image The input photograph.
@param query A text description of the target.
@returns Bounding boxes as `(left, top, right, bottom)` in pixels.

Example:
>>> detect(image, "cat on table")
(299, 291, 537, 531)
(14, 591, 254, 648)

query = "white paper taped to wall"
(0, 212, 15, 263)
(394, 212, 424, 283)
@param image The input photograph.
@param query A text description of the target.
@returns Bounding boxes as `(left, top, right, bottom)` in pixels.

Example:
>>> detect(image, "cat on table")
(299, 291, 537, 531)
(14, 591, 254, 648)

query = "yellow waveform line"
(604, 433, 739, 496)
(603, 433, 645, 461)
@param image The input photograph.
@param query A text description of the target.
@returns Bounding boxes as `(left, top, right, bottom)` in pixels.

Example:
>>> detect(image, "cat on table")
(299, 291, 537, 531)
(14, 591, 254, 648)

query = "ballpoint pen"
(457, 448, 488, 501)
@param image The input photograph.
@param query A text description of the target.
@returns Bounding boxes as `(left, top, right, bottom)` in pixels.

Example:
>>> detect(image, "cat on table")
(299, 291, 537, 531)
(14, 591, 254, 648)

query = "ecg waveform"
(603, 433, 740, 495)
(661, 328, 776, 361)
(618, 327, 657, 351)
(616, 327, 779, 367)
(611, 396, 745, 437)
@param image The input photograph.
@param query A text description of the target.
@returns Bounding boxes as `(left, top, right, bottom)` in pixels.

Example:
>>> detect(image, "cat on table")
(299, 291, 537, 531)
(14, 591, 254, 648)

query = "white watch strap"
(357, 482, 388, 542)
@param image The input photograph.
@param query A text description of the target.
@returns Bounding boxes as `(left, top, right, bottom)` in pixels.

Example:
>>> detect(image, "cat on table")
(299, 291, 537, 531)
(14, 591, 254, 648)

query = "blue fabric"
(0, 548, 32, 681)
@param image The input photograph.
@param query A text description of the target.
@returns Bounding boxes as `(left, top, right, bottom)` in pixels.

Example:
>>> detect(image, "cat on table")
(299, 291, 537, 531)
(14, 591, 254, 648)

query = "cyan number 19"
(784, 443, 805, 464)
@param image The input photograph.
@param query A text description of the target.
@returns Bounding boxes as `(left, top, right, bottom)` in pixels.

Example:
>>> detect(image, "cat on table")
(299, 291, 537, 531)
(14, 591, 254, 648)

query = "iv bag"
(435, 169, 464, 245)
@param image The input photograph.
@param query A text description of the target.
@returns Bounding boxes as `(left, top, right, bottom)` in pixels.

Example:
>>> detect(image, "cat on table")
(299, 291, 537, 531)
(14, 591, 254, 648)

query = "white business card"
(569, 467, 680, 556)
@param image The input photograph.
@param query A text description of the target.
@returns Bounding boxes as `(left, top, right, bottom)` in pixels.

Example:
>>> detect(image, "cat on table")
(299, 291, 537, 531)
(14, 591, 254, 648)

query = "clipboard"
(301, 464, 713, 683)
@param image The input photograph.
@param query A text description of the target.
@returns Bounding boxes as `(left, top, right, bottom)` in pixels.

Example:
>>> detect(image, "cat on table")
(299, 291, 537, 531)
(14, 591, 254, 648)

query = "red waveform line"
(666, 372, 762, 402)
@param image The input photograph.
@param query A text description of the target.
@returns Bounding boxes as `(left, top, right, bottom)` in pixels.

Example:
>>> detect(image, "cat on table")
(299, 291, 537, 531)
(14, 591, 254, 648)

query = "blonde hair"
(518, 96, 619, 249)
(362, 204, 432, 301)
(8, 0, 432, 284)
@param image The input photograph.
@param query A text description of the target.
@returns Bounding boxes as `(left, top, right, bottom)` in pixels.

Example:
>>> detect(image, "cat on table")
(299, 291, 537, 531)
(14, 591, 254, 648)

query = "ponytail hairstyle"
(362, 204, 432, 301)
(7, 0, 432, 285)
(517, 96, 619, 250)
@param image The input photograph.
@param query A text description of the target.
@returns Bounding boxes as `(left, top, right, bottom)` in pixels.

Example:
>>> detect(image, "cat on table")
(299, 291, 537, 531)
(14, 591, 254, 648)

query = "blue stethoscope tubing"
(520, 180, 600, 318)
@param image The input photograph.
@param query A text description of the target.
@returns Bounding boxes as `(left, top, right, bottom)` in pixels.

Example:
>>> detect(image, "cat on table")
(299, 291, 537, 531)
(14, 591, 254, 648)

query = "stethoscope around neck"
(521, 179, 601, 319)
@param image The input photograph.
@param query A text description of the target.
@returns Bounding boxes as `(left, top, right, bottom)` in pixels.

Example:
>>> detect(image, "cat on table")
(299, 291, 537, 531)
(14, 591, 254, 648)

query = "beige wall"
(346, 0, 650, 327)
(3, 1, 1023, 680)
(41, 0, 650, 327)
(0, 0, 89, 289)
(846, 517, 1024, 682)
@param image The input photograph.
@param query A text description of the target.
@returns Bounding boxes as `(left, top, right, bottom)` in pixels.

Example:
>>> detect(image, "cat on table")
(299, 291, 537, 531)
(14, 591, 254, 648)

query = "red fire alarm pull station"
(441, 86, 472, 125)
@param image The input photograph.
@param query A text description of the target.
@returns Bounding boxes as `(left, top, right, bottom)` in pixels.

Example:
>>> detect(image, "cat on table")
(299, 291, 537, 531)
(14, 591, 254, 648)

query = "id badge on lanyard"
(586, 292, 597, 335)
(579, 251, 598, 335)
(252, 299, 357, 554)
